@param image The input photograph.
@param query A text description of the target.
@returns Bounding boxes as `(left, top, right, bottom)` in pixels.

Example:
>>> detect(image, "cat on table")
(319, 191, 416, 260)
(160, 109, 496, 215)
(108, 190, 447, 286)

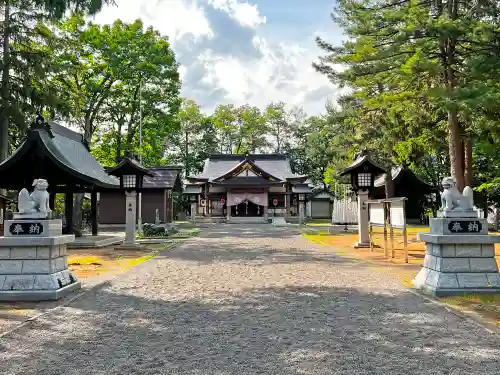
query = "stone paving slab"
(0, 224, 499, 374)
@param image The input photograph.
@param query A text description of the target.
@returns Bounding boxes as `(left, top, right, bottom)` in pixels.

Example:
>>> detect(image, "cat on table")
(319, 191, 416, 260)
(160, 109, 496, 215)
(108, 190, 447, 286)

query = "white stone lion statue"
(18, 178, 51, 217)
(440, 177, 474, 211)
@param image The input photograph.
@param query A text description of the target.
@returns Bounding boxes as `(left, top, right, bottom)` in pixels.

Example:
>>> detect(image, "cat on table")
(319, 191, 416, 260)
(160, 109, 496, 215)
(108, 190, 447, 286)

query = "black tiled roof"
(189, 153, 306, 182)
(143, 167, 182, 188)
(0, 117, 119, 189)
(45, 122, 119, 187)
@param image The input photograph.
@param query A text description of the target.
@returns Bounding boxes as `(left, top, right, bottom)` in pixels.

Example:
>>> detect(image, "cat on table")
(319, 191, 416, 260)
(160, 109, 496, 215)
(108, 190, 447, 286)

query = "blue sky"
(93, 0, 344, 115)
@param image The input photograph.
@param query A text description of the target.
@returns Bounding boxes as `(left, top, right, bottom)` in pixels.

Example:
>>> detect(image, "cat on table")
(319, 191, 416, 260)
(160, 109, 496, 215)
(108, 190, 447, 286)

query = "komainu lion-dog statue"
(17, 178, 51, 217)
(440, 176, 474, 211)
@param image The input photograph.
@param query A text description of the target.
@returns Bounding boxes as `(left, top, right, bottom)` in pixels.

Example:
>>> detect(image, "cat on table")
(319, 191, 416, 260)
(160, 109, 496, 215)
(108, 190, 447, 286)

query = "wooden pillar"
(65, 191, 74, 234)
(49, 193, 56, 211)
(163, 188, 168, 223)
(91, 191, 98, 236)
(171, 190, 174, 222)
(285, 193, 291, 217)
(205, 183, 209, 216)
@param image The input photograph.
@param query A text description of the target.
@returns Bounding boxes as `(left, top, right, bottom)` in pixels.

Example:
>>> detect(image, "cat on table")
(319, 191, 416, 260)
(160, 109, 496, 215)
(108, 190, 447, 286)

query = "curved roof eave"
(0, 136, 34, 172)
(107, 157, 153, 176)
(38, 131, 118, 189)
(337, 155, 386, 177)
(186, 176, 209, 183)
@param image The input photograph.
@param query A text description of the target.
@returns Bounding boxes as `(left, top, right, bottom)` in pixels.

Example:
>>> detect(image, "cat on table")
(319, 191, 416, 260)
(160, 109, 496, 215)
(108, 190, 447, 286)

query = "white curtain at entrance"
(227, 192, 268, 207)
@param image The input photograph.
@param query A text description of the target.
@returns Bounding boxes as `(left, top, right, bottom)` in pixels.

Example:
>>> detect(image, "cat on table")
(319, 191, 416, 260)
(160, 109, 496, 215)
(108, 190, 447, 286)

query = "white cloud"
(91, 0, 213, 42)
(196, 39, 335, 113)
(178, 65, 187, 81)
(208, 0, 266, 28)
(91, 0, 341, 115)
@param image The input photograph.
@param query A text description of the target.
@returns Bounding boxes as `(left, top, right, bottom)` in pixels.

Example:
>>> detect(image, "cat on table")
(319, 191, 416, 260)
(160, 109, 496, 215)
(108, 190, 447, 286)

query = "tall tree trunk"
(463, 136, 473, 187)
(125, 124, 135, 155)
(184, 130, 189, 176)
(276, 129, 281, 154)
(115, 120, 123, 162)
(448, 108, 464, 191)
(73, 115, 93, 237)
(0, 1, 10, 163)
(444, 0, 465, 192)
(384, 168, 394, 199)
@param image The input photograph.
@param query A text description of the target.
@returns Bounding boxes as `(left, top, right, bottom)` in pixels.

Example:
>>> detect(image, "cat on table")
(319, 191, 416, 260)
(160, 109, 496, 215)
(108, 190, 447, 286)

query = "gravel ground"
(0, 225, 500, 375)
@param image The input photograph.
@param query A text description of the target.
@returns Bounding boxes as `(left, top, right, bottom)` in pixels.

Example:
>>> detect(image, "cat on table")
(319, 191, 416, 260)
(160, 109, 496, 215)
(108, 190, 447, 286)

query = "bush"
(142, 223, 166, 237)
(166, 226, 179, 235)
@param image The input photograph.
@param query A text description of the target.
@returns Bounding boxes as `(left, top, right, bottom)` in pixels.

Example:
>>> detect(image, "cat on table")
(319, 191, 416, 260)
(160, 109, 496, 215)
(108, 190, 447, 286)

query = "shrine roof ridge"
(208, 154, 289, 160)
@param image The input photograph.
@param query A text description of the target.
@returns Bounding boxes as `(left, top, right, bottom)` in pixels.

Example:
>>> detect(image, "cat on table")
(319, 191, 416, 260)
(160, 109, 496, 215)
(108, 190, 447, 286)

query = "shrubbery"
(142, 223, 179, 238)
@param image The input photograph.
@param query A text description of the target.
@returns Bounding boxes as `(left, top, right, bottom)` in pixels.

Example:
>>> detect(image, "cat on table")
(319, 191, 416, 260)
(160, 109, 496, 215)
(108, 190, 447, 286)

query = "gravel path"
(1, 225, 500, 374)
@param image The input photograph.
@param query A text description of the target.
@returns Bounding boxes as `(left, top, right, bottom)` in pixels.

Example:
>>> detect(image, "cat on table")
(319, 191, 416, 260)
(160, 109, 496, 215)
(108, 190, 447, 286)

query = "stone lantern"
(291, 183, 311, 224)
(184, 184, 202, 222)
(107, 156, 153, 248)
(337, 149, 386, 248)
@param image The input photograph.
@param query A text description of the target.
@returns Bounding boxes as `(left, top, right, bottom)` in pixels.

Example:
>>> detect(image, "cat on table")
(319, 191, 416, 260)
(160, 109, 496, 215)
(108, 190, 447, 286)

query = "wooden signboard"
(367, 198, 408, 263)
(369, 203, 385, 225)
(390, 201, 405, 227)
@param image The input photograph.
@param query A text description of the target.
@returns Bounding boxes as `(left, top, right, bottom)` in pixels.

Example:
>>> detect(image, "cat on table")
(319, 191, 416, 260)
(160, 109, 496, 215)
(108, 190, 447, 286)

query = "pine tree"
(315, 0, 500, 191)
(0, 0, 113, 161)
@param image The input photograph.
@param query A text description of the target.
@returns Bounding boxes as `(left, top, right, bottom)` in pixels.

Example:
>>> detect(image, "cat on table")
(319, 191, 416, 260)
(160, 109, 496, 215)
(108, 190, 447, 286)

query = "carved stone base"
(115, 243, 150, 251)
(0, 281, 81, 301)
(0, 224, 80, 301)
(437, 210, 479, 218)
(414, 229, 500, 296)
(13, 212, 51, 220)
(429, 217, 488, 235)
(354, 242, 371, 249)
(4, 219, 62, 237)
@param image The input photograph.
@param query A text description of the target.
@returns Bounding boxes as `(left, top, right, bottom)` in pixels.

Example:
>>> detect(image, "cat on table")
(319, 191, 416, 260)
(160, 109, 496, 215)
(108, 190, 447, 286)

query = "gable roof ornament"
(30, 112, 54, 138)
(213, 158, 282, 182)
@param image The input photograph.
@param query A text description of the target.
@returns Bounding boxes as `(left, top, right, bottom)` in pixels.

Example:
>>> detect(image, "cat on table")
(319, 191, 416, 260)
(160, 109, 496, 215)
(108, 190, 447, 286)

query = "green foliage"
(0, 0, 115, 160)
(265, 102, 290, 153)
(142, 223, 179, 238)
(314, 0, 500, 201)
(34, 0, 112, 19)
(48, 15, 181, 166)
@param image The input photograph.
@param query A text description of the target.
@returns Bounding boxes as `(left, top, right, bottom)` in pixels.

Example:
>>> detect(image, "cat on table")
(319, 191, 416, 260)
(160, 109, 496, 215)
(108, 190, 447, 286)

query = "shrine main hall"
(185, 154, 313, 222)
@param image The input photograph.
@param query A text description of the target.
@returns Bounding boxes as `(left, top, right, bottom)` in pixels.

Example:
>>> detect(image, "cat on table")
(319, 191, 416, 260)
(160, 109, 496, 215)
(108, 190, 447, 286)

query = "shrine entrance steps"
(227, 217, 270, 224)
(272, 217, 288, 226)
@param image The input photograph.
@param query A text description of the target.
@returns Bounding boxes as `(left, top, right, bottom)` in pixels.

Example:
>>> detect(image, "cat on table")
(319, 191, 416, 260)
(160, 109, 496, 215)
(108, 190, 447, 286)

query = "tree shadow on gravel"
(199, 230, 301, 239)
(161, 235, 357, 266)
(0, 283, 499, 375)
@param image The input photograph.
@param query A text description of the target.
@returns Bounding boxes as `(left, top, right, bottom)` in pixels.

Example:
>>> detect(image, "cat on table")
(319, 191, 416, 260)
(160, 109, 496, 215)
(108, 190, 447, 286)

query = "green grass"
(68, 256, 102, 266)
(170, 228, 201, 238)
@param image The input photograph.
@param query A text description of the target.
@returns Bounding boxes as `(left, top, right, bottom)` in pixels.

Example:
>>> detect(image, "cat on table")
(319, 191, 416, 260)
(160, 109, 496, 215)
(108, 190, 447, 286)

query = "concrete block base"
(0, 281, 81, 301)
(354, 242, 371, 249)
(415, 222, 500, 297)
(0, 221, 81, 301)
(114, 243, 150, 251)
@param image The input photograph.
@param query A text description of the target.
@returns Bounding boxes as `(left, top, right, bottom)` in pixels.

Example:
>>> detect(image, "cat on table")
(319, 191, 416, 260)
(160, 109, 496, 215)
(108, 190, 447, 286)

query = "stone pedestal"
(298, 201, 305, 224)
(115, 191, 149, 250)
(414, 217, 500, 296)
(191, 202, 198, 222)
(125, 191, 137, 244)
(0, 219, 81, 301)
(355, 190, 370, 248)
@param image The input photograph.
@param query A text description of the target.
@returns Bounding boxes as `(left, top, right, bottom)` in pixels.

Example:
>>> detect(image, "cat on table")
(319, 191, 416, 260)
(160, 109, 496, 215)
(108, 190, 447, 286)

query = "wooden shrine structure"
(0, 114, 119, 235)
